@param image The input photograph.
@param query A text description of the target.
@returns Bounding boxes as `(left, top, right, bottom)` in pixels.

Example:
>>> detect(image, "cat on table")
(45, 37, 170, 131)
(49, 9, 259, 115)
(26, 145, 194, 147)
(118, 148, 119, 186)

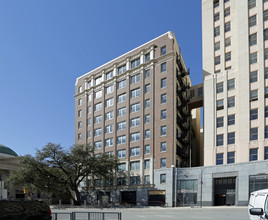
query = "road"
(51, 206, 249, 220)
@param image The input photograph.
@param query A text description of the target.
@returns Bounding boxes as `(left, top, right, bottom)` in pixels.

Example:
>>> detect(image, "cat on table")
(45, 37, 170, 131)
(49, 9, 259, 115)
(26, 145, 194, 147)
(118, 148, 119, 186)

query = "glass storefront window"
(249, 175, 268, 194)
(177, 179, 198, 206)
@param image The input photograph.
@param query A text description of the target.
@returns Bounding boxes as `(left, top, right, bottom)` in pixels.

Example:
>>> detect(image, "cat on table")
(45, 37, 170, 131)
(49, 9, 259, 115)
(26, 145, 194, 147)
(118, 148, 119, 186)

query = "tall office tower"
(74, 32, 199, 205)
(203, 0, 268, 166)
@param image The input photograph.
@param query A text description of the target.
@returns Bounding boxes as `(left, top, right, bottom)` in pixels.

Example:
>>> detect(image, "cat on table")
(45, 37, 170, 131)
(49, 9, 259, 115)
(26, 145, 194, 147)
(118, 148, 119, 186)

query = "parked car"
(248, 189, 268, 219)
(0, 200, 52, 220)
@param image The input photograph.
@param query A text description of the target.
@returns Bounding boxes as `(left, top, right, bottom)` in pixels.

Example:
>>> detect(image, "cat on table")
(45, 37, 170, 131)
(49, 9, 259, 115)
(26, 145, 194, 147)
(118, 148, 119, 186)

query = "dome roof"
(0, 144, 18, 157)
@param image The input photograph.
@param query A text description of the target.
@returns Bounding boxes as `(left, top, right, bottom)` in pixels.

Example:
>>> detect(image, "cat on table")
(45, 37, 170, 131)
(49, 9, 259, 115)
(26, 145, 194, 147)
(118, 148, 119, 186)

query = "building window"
(94, 115, 102, 124)
(105, 138, 113, 147)
(118, 93, 126, 103)
(106, 71, 113, 80)
(117, 107, 126, 117)
(88, 130, 91, 138)
(264, 49, 268, 61)
(145, 145, 150, 154)
(217, 117, 224, 128)
(265, 68, 268, 79)
(88, 118, 91, 126)
(264, 10, 268, 21)
(161, 62, 167, 72)
(228, 132, 235, 145)
(117, 177, 126, 186)
(250, 109, 258, 120)
(248, 0, 256, 9)
(131, 102, 140, 113)
(161, 46, 166, 55)
(216, 99, 224, 110)
(88, 106, 91, 114)
(228, 114, 235, 125)
(249, 15, 257, 28)
(131, 117, 140, 127)
(95, 76, 103, 86)
(215, 42, 220, 51)
(215, 56, 220, 65)
(106, 84, 114, 94)
(161, 78, 167, 88)
(250, 148, 258, 161)
(130, 132, 140, 142)
(250, 52, 258, 64)
(145, 84, 150, 93)
(250, 71, 258, 83)
(78, 110, 82, 118)
(130, 176, 140, 185)
(118, 80, 126, 89)
(224, 7, 230, 17)
(94, 141, 101, 149)
(216, 134, 224, 146)
(145, 69, 150, 78)
(265, 147, 268, 160)
(145, 160, 150, 169)
(118, 65, 126, 75)
(266, 106, 268, 117)
(94, 102, 102, 112)
(131, 73, 141, 84)
(131, 58, 140, 69)
(216, 82, 223, 93)
(145, 99, 151, 108)
(250, 127, 258, 141)
(214, 0, 219, 7)
(130, 147, 140, 157)
(78, 121, 82, 129)
(161, 109, 167, 120)
(161, 126, 167, 136)
(249, 33, 257, 46)
(161, 94, 167, 104)
(105, 124, 113, 134)
(118, 163, 126, 171)
(145, 130, 150, 139)
(265, 87, 268, 98)
(214, 26, 220, 37)
(94, 128, 102, 137)
(265, 126, 268, 138)
(145, 175, 150, 184)
(225, 52, 231, 62)
(160, 174, 166, 183)
(250, 90, 258, 102)
(227, 152, 235, 164)
(130, 161, 140, 171)
(227, 79, 235, 90)
(117, 121, 126, 131)
(264, 29, 268, 41)
(228, 96, 235, 108)
(216, 153, 223, 165)
(225, 37, 231, 47)
(117, 135, 126, 145)
(117, 149, 126, 159)
(214, 12, 220, 21)
(198, 87, 203, 96)
(105, 98, 114, 108)
(161, 142, 167, 152)
(161, 158, 166, 168)
(78, 98, 82, 106)
(131, 88, 141, 98)
(145, 114, 150, 124)
(78, 86, 82, 93)
(78, 133, 82, 141)
(145, 53, 150, 62)
(224, 22, 231, 32)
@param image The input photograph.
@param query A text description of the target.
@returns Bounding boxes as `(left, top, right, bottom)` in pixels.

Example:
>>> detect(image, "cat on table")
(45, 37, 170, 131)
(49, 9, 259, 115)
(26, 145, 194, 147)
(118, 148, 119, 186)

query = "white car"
(248, 189, 268, 219)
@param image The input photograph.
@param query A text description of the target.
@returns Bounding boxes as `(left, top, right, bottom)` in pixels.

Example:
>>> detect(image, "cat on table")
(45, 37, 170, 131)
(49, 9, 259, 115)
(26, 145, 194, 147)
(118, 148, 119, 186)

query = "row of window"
(216, 78, 235, 93)
(249, 11, 268, 29)
(216, 147, 268, 165)
(213, 0, 230, 9)
(214, 7, 230, 22)
(77, 47, 167, 94)
(214, 21, 231, 38)
(249, 69, 268, 82)
(216, 96, 235, 110)
(217, 126, 268, 146)
(214, 38, 231, 52)
(249, 0, 268, 10)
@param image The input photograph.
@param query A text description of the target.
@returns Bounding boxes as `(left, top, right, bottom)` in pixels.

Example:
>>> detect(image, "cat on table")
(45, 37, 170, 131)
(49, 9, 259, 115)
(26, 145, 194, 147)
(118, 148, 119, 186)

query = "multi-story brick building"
(74, 31, 201, 206)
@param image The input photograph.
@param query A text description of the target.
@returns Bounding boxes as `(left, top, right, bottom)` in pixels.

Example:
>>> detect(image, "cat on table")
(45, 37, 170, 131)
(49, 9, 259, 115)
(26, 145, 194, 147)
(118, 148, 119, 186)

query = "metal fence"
(52, 211, 122, 220)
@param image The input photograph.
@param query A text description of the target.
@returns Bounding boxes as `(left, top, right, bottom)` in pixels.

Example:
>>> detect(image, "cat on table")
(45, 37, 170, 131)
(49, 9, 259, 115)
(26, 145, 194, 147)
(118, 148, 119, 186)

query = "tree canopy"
(7, 143, 118, 205)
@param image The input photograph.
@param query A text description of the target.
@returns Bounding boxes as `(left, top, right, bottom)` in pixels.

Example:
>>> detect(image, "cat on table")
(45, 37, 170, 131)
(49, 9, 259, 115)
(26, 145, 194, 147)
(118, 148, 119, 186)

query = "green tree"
(7, 143, 118, 205)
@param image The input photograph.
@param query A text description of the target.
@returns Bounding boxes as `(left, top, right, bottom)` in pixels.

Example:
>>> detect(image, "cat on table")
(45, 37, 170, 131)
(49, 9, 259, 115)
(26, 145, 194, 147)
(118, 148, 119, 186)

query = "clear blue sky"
(0, 0, 202, 156)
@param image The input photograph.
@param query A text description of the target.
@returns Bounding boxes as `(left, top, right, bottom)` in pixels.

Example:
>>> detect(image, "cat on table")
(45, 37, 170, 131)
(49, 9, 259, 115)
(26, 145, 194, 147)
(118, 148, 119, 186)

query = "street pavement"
(51, 206, 249, 220)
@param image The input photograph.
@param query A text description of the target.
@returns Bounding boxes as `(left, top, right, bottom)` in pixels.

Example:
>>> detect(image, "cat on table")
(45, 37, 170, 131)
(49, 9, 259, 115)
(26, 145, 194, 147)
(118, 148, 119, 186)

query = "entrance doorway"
(121, 191, 136, 205)
(214, 177, 236, 206)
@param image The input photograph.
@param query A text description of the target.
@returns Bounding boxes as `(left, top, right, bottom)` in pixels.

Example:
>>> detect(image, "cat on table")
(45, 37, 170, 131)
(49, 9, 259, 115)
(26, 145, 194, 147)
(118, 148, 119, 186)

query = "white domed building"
(0, 144, 21, 199)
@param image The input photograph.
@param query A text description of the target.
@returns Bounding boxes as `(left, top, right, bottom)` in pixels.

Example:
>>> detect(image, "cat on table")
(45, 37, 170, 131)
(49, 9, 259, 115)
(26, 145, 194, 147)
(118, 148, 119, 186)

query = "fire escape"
(176, 53, 190, 167)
